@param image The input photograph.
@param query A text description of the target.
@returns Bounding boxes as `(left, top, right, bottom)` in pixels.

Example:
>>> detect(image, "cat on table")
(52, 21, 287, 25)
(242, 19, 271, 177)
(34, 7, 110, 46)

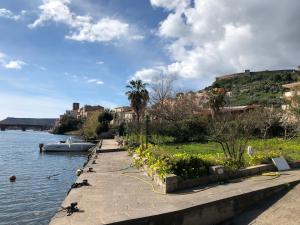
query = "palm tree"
(126, 80, 149, 123)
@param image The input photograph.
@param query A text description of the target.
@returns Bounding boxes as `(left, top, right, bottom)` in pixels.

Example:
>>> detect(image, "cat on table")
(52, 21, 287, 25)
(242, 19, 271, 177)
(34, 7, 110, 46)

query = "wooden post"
(145, 115, 149, 149)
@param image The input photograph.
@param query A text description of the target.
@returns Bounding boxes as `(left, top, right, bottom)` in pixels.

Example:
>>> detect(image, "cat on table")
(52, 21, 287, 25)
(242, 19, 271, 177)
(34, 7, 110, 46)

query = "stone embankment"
(49, 140, 300, 225)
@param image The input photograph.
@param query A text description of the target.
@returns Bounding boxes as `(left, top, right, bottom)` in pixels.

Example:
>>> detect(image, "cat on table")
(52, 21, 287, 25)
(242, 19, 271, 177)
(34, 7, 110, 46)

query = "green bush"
(96, 109, 113, 136)
(170, 153, 210, 178)
(96, 122, 109, 135)
(131, 145, 226, 179)
(149, 116, 209, 143)
(248, 150, 290, 166)
(118, 123, 126, 136)
(53, 115, 82, 134)
(98, 109, 113, 123)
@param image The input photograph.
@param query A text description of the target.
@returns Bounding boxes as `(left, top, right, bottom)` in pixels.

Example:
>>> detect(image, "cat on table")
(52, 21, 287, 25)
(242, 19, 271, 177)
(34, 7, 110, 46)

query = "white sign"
(247, 146, 254, 156)
(272, 157, 290, 171)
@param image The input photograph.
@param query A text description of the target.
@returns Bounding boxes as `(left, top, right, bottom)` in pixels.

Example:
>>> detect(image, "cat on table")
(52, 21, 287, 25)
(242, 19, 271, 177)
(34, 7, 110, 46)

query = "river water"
(0, 130, 87, 225)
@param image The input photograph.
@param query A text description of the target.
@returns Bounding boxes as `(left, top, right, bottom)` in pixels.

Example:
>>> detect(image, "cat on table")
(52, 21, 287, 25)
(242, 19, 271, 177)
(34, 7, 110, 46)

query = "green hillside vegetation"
(208, 70, 300, 106)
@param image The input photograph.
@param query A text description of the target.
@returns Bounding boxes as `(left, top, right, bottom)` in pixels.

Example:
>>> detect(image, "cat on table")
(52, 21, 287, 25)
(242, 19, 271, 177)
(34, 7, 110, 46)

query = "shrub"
(248, 150, 291, 166)
(131, 145, 228, 179)
(118, 123, 126, 136)
(149, 116, 209, 143)
(53, 115, 82, 134)
(96, 122, 109, 135)
(170, 153, 210, 178)
(98, 109, 113, 123)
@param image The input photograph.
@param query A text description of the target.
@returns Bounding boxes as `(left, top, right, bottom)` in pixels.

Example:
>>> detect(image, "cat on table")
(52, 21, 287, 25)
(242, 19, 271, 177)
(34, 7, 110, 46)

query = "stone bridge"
(0, 117, 57, 131)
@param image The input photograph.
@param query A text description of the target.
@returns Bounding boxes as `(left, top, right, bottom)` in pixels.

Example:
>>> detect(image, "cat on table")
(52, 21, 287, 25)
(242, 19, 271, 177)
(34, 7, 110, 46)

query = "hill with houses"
(205, 68, 300, 106)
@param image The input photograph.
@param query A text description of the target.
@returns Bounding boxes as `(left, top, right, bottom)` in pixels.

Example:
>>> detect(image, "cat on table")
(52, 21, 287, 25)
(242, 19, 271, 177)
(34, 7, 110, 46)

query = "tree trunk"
(263, 128, 268, 139)
(284, 127, 287, 140)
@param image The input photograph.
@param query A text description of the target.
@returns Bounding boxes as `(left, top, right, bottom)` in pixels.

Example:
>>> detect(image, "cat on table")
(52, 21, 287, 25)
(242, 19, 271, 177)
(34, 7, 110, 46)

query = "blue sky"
(0, 0, 169, 119)
(1, 0, 300, 119)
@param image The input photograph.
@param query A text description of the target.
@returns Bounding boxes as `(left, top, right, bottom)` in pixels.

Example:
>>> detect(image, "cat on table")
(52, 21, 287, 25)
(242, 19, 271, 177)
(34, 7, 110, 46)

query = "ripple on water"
(0, 131, 87, 225)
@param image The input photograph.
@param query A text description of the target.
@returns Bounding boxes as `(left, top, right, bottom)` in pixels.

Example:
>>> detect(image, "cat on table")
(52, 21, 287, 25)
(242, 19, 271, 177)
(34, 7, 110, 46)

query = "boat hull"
(43, 143, 95, 152)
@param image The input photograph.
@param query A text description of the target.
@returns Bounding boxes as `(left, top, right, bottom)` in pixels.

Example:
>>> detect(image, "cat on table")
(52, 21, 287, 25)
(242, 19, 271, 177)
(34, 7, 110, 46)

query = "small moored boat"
(39, 137, 95, 152)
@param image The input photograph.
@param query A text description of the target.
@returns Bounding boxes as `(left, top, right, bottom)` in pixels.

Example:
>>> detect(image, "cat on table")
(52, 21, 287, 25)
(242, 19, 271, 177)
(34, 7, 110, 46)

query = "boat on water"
(39, 137, 95, 152)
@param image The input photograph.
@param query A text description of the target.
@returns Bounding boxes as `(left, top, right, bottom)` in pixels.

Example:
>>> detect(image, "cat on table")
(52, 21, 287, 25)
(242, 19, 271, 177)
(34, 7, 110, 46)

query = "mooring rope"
(121, 172, 166, 195)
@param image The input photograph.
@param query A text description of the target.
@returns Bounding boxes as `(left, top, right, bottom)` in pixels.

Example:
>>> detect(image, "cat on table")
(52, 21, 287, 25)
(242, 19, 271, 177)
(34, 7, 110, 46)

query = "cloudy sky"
(0, 0, 300, 119)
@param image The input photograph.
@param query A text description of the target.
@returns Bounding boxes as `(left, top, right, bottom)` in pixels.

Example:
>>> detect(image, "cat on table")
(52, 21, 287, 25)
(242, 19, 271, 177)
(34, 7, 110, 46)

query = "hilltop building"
(216, 67, 300, 81)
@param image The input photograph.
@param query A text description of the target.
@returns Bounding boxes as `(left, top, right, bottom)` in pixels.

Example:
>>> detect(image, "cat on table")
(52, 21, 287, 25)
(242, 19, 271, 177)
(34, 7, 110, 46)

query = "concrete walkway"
(49, 150, 300, 225)
(97, 139, 122, 153)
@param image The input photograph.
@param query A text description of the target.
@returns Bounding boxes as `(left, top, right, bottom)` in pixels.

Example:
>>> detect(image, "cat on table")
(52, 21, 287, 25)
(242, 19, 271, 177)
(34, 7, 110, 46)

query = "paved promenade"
(49, 141, 300, 225)
(97, 139, 122, 153)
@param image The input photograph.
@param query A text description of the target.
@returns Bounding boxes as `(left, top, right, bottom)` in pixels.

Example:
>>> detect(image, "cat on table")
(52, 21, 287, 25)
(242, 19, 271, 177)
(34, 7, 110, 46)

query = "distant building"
(282, 82, 300, 108)
(194, 105, 259, 116)
(57, 103, 104, 126)
(73, 103, 80, 111)
(78, 105, 104, 119)
(112, 106, 135, 125)
(176, 91, 210, 109)
(65, 110, 78, 118)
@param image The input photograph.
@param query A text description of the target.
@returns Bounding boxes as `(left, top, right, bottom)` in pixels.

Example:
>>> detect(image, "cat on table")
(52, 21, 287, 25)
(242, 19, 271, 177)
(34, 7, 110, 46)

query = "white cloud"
(28, 0, 72, 28)
(0, 8, 22, 20)
(0, 51, 27, 70)
(131, 68, 164, 83)
(96, 61, 104, 65)
(150, 0, 191, 11)
(87, 79, 104, 85)
(130, 35, 145, 41)
(144, 0, 300, 88)
(65, 72, 104, 85)
(65, 18, 129, 42)
(4, 60, 26, 70)
(29, 0, 142, 43)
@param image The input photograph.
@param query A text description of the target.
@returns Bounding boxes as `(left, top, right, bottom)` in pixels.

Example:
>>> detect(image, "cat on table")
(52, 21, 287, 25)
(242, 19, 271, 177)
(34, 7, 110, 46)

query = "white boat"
(40, 137, 95, 152)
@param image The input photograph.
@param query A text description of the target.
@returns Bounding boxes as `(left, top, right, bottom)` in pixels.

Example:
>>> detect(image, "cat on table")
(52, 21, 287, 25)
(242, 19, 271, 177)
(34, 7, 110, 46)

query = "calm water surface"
(0, 130, 87, 225)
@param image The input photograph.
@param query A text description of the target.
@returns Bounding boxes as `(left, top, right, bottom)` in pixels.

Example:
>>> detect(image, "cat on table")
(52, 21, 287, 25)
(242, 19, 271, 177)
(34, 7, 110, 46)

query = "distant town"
(2, 67, 300, 134)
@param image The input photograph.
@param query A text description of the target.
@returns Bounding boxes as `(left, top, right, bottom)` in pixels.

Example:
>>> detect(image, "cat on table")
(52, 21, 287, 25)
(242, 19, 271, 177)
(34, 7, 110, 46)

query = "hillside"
(206, 69, 300, 106)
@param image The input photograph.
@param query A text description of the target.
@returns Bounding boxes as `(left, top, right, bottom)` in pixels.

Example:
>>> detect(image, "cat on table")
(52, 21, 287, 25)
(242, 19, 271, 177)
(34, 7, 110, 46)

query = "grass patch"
(160, 142, 222, 155)
(248, 138, 300, 161)
(159, 138, 300, 162)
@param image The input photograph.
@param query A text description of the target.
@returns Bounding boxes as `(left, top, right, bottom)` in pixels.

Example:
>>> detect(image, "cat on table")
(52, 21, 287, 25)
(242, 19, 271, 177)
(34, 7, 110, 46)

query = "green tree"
(96, 109, 114, 136)
(82, 111, 100, 138)
(209, 111, 259, 168)
(53, 115, 82, 134)
(98, 109, 113, 123)
(126, 80, 149, 123)
(118, 122, 126, 136)
(208, 88, 226, 117)
(96, 122, 109, 135)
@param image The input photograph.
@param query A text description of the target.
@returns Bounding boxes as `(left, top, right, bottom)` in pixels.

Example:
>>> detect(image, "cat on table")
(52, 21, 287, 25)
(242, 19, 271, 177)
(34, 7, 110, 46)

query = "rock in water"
(9, 175, 16, 182)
